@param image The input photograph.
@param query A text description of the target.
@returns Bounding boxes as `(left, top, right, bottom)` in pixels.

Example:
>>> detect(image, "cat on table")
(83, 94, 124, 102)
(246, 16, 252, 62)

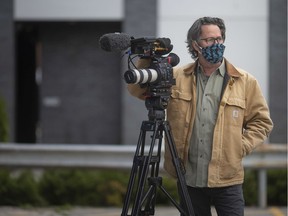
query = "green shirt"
(185, 61, 225, 187)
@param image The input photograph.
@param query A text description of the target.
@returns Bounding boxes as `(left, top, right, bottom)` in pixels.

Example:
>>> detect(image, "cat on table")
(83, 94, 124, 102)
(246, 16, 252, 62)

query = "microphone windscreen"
(156, 38, 171, 48)
(99, 33, 131, 52)
(167, 53, 180, 67)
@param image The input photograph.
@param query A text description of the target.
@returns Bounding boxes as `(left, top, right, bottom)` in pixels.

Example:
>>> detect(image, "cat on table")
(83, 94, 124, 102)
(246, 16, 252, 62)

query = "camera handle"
(120, 110, 195, 216)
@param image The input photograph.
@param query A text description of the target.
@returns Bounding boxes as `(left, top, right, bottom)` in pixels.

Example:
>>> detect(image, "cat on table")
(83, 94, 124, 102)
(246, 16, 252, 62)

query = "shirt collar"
(218, 60, 226, 77)
(196, 60, 226, 77)
(183, 58, 242, 78)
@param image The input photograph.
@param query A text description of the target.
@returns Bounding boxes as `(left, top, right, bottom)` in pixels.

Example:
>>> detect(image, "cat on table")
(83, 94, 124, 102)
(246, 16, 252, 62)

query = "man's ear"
(192, 41, 201, 53)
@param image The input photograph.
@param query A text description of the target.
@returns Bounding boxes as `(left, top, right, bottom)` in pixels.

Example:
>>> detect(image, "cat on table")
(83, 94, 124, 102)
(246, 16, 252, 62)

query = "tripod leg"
(141, 177, 158, 215)
(133, 122, 163, 215)
(141, 124, 164, 214)
(121, 121, 162, 216)
(163, 122, 195, 216)
(121, 127, 146, 216)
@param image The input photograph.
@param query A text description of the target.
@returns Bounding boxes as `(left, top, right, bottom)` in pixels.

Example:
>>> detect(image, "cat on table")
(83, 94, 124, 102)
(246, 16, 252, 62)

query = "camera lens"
(124, 69, 158, 84)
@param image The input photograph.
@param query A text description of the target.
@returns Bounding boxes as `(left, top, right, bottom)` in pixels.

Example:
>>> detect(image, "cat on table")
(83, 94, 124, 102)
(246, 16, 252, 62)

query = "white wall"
(158, 0, 269, 99)
(14, 0, 269, 99)
(14, 0, 124, 21)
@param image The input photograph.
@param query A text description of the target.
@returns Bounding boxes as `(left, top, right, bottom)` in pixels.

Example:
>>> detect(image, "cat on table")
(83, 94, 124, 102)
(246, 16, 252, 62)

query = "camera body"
(124, 37, 177, 89)
(125, 58, 175, 112)
(124, 57, 175, 88)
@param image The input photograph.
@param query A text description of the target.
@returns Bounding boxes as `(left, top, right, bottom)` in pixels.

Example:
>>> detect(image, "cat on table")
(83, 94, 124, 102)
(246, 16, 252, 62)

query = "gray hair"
(186, 17, 226, 59)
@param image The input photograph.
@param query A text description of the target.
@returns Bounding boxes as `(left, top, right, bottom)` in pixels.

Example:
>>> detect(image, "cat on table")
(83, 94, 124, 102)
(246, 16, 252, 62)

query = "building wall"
(14, 0, 124, 21)
(122, 0, 157, 144)
(269, 0, 287, 143)
(123, 0, 287, 144)
(124, 0, 273, 144)
(0, 0, 15, 141)
(158, 0, 269, 98)
(39, 22, 122, 144)
(0, 0, 285, 144)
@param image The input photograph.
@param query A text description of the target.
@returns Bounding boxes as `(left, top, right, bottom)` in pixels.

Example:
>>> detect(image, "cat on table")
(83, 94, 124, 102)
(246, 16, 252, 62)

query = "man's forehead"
(200, 25, 221, 35)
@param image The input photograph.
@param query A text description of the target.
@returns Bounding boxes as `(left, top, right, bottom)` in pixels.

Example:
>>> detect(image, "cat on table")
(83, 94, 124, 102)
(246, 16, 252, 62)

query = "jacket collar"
(183, 58, 243, 78)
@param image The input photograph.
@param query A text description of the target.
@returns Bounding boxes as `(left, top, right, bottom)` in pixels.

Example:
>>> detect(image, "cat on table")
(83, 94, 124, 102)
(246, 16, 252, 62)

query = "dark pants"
(183, 185, 244, 216)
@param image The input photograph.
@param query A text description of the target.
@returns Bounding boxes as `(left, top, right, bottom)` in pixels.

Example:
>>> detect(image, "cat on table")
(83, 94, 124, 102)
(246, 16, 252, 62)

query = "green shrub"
(39, 169, 99, 205)
(243, 170, 258, 205)
(39, 169, 130, 206)
(267, 169, 287, 205)
(243, 169, 287, 206)
(94, 170, 128, 206)
(0, 169, 13, 205)
(0, 168, 286, 207)
(0, 169, 44, 206)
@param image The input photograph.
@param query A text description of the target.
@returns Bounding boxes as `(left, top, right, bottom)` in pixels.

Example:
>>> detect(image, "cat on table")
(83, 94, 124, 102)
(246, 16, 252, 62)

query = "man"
(127, 17, 273, 216)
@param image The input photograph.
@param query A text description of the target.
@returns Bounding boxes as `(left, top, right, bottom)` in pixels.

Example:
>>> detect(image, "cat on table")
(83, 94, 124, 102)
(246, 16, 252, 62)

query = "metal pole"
(258, 169, 267, 208)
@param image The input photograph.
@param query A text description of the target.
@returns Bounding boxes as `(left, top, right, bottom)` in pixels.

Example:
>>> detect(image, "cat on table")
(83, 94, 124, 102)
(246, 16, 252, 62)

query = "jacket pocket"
(225, 97, 246, 127)
(169, 90, 192, 117)
(171, 90, 192, 101)
(168, 89, 192, 120)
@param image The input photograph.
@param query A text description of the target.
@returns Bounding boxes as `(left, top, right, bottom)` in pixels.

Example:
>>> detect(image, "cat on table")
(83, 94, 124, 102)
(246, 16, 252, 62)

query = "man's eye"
(207, 38, 214, 43)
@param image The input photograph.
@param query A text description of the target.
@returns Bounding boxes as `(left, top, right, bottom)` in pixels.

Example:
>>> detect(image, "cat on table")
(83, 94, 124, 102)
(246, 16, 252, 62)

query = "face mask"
(199, 43, 225, 64)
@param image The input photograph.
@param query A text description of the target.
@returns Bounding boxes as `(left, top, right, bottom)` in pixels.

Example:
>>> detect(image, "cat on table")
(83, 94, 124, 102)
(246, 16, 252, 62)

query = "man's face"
(198, 24, 223, 48)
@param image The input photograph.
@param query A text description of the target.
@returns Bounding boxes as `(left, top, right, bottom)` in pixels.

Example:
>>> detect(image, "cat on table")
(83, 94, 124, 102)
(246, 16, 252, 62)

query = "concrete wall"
(268, 0, 287, 143)
(0, 0, 285, 144)
(122, 0, 157, 144)
(14, 0, 124, 21)
(158, 0, 269, 99)
(0, 0, 15, 141)
(39, 22, 122, 144)
(126, 0, 287, 144)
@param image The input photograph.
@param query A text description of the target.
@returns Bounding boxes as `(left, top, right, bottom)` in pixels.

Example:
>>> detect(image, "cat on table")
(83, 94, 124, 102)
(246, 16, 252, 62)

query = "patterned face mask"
(200, 43, 225, 64)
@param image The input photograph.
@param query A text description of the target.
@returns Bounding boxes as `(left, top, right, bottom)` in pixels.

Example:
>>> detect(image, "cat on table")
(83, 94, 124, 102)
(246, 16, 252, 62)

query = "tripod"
(121, 104, 195, 216)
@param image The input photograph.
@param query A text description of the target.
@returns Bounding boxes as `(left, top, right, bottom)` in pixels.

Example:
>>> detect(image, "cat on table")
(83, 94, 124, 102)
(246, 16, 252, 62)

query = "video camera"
(125, 37, 179, 113)
(124, 37, 178, 87)
(99, 33, 180, 117)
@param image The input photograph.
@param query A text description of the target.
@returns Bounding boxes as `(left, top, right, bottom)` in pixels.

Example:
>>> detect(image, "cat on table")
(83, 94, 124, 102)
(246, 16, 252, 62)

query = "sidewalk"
(0, 206, 286, 216)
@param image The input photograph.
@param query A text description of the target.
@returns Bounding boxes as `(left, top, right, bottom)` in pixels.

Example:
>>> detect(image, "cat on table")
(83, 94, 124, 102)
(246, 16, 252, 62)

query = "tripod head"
(144, 86, 171, 121)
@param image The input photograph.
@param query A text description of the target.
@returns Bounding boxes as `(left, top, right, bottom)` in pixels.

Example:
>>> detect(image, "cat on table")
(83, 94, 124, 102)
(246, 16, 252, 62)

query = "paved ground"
(0, 206, 286, 216)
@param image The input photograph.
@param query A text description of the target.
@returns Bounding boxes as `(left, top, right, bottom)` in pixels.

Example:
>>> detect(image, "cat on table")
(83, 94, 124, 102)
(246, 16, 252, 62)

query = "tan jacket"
(127, 58, 273, 187)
